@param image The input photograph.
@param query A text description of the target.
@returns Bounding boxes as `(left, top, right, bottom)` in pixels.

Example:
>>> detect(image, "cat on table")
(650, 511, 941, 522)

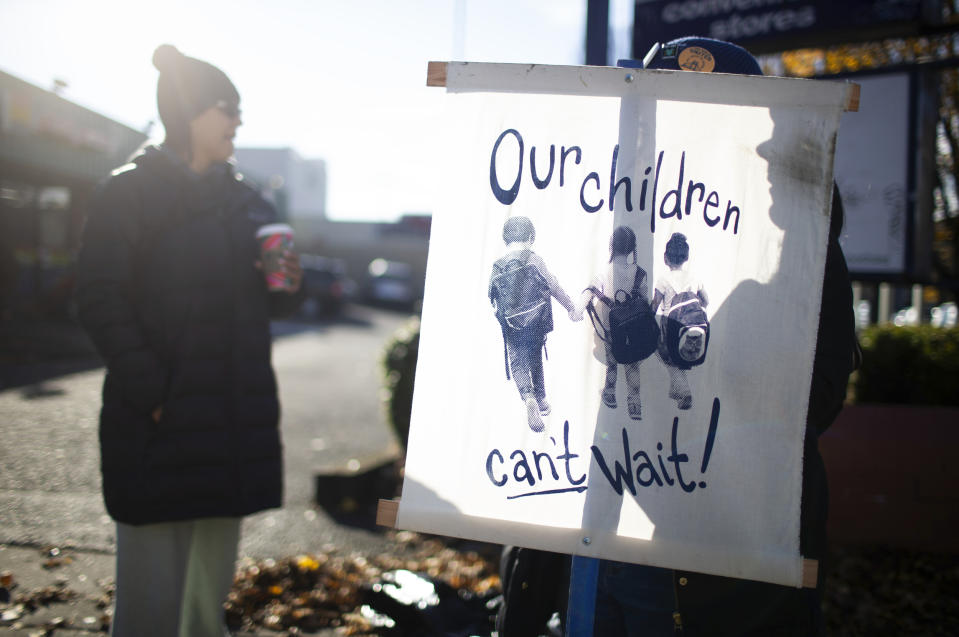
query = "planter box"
(819, 404, 959, 552)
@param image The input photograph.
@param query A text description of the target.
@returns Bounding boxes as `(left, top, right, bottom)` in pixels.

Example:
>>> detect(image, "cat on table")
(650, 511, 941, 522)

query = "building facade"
(0, 70, 147, 319)
(235, 146, 430, 300)
(234, 147, 327, 220)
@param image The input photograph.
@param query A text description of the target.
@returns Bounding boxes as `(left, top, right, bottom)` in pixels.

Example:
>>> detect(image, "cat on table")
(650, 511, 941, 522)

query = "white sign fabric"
(399, 63, 853, 587)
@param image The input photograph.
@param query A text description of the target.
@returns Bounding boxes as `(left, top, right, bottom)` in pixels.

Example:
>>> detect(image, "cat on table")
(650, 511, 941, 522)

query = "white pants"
(111, 517, 241, 637)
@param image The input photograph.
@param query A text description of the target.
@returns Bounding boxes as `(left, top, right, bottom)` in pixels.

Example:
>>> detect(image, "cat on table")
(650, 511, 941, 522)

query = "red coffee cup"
(256, 223, 295, 291)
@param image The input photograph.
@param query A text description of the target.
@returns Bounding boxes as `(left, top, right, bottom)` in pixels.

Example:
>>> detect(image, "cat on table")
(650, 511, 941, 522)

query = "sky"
(0, 0, 635, 221)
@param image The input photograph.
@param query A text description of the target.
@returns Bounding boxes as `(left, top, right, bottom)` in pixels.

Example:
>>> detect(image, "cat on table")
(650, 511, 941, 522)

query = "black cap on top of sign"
(619, 36, 763, 76)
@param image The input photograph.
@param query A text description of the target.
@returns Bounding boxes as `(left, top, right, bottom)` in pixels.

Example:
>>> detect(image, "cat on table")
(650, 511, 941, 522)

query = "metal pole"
(878, 282, 893, 324)
(585, 0, 609, 66)
(852, 281, 865, 328)
(566, 556, 600, 636)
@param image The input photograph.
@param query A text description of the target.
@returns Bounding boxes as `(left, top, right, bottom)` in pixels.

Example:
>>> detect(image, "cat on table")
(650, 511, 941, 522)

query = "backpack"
(586, 265, 659, 365)
(663, 288, 710, 369)
(489, 250, 553, 379)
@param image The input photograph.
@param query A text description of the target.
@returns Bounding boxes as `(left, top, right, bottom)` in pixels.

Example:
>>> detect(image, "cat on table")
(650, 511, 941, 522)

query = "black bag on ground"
(362, 569, 498, 636)
(663, 289, 710, 369)
(586, 266, 659, 365)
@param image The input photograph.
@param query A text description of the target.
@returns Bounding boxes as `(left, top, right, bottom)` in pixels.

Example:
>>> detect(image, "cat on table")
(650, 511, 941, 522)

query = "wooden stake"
(801, 559, 819, 589)
(376, 498, 400, 527)
(427, 61, 859, 115)
(426, 61, 448, 87)
(845, 82, 861, 112)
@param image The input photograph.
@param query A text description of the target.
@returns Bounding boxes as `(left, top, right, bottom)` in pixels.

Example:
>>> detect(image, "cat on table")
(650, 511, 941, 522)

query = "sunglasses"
(215, 100, 242, 119)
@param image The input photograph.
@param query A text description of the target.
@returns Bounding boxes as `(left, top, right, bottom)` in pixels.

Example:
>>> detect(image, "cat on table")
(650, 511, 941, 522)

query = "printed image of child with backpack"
(489, 216, 581, 432)
(652, 232, 710, 410)
(579, 226, 659, 421)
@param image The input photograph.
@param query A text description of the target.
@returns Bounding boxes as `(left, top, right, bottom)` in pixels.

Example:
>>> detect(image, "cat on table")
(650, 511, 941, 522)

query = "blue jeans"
(593, 560, 676, 637)
(506, 334, 545, 401)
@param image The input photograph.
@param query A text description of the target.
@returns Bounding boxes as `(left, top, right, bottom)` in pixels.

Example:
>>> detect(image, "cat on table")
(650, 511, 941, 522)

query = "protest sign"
(391, 62, 857, 587)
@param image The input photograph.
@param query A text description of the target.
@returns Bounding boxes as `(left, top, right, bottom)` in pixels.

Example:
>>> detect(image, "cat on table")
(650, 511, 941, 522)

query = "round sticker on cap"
(678, 46, 715, 72)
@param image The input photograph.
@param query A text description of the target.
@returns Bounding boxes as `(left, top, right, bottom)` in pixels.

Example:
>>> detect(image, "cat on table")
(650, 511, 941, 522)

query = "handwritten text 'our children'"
(489, 128, 743, 234)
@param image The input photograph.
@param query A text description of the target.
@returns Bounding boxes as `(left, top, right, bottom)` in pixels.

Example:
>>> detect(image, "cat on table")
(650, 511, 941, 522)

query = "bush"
(853, 325, 959, 406)
(381, 316, 421, 449)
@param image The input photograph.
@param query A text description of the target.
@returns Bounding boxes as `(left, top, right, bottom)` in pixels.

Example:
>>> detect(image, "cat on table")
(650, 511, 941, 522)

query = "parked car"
(364, 258, 419, 310)
(300, 254, 356, 317)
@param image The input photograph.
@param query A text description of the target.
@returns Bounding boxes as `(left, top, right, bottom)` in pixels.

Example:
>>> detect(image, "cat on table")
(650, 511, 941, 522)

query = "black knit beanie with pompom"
(152, 44, 239, 152)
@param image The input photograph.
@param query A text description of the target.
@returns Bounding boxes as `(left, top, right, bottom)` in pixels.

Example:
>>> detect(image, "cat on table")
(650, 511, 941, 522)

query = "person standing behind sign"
(489, 216, 580, 432)
(75, 45, 303, 637)
(587, 37, 859, 637)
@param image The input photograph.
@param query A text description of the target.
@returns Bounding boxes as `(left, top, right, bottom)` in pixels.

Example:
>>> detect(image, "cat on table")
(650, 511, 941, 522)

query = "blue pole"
(566, 556, 600, 636)
(585, 0, 609, 66)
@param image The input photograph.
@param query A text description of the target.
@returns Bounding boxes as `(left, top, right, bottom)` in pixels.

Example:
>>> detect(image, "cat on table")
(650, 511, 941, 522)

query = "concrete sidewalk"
(0, 543, 114, 635)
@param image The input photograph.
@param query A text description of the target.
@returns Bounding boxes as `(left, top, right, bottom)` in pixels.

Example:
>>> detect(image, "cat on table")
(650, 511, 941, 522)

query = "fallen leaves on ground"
(225, 531, 500, 634)
(4, 539, 956, 635)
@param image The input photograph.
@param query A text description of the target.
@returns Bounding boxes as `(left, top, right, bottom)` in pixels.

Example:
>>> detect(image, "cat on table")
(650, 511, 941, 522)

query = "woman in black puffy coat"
(75, 45, 302, 637)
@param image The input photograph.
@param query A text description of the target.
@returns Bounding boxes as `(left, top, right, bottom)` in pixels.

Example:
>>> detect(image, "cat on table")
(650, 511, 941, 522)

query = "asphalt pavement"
(0, 305, 417, 635)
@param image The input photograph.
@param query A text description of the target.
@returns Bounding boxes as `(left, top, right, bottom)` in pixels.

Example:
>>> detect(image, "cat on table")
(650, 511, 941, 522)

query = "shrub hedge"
(381, 316, 421, 448)
(852, 325, 959, 406)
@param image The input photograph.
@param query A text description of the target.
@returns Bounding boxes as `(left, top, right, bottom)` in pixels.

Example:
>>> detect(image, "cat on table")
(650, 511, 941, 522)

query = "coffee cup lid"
(256, 223, 294, 238)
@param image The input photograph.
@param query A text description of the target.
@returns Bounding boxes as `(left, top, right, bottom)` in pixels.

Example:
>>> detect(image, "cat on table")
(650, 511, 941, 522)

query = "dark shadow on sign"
(578, 100, 835, 604)
(394, 474, 465, 524)
(689, 104, 832, 564)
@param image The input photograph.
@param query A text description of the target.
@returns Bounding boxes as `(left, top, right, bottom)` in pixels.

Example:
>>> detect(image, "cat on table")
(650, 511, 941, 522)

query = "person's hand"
(569, 307, 584, 322)
(151, 406, 163, 424)
(255, 250, 302, 293)
(279, 250, 302, 294)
